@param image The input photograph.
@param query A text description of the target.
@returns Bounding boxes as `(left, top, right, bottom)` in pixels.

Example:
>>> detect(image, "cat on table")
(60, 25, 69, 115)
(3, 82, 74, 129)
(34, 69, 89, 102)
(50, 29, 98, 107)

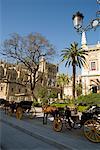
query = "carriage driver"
(64, 106, 72, 129)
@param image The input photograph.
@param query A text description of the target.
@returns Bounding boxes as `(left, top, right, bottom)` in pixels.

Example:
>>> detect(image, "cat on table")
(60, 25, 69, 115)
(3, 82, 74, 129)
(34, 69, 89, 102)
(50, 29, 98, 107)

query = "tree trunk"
(60, 86, 63, 99)
(72, 64, 76, 100)
(31, 90, 38, 102)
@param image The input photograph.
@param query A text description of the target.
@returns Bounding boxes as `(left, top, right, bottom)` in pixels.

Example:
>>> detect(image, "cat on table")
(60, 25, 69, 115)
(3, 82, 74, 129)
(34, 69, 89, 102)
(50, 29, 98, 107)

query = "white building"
(81, 42, 100, 94)
(64, 32, 100, 98)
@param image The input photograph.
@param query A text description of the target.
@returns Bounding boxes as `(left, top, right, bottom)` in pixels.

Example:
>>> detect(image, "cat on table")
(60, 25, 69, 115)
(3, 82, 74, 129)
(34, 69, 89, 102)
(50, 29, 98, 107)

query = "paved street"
(0, 122, 61, 150)
(0, 109, 100, 150)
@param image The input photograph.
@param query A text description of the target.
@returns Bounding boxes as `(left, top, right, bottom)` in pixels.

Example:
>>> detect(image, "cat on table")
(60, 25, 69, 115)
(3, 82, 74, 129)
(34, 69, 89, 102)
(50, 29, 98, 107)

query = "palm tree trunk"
(60, 86, 63, 99)
(72, 64, 76, 100)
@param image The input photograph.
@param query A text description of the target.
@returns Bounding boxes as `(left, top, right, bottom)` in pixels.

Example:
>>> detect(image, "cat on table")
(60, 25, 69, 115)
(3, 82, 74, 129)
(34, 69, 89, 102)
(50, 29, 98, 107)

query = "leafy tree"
(1, 33, 55, 100)
(37, 86, 48, 104)
(37, 86, 57, 104)
(37, 86, 48, 99)
(61, 42, 87, 99)
(48, 90, 57, 99)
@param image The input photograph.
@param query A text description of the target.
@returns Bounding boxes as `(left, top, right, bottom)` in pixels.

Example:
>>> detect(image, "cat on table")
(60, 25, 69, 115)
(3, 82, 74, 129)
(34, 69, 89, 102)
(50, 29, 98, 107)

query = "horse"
(42, 105, 59, 124)
(2, 100, 17, 115)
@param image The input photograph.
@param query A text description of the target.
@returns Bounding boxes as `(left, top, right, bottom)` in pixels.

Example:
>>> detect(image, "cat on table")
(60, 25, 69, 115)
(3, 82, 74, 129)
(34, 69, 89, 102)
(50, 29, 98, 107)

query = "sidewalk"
(0, 111, 100, 150)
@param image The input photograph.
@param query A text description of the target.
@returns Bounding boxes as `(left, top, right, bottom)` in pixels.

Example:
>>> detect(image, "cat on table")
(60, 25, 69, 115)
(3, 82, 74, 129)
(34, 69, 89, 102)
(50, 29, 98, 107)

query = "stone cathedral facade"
(0, 58, 60, 101)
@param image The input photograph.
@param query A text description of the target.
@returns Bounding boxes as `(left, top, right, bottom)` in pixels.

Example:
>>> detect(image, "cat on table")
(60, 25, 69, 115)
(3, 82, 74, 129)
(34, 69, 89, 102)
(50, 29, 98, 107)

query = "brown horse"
(42, 105, 58, 124)
(42, 105, 57, 113)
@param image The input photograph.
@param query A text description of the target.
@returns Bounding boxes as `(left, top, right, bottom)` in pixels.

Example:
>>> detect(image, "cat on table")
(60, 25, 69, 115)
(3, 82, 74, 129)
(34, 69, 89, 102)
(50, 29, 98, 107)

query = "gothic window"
(91, 62, 96, 71)
(1, 87, 3, 91)
(9, 69, 17, 80)
(25, 89, 27, 93)
(0, 66, 4, 79)
(48, 78, 52, 86)
(11, 88, 14, 92)
(19, 89, 21, 93)
(41, 78, 43, 83)
(52, 79, 55, 86)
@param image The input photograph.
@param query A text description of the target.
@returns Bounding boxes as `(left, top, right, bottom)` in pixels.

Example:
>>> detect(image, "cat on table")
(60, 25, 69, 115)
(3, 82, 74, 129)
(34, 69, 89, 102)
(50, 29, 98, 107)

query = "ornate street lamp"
(72, 0, 100, 33)
(72, 11, 84, 31)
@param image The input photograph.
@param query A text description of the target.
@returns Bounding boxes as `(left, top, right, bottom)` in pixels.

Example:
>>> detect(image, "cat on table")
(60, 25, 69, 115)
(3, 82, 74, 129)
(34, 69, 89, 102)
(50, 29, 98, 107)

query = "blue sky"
(0, 0, 100, 75)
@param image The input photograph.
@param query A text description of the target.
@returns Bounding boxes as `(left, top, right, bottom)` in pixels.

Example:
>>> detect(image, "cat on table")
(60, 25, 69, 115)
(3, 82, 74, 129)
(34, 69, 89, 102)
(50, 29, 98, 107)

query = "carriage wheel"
(53, 117, 63, 132)
(16, 107, 23, 119)
(84, 119, 100, 143)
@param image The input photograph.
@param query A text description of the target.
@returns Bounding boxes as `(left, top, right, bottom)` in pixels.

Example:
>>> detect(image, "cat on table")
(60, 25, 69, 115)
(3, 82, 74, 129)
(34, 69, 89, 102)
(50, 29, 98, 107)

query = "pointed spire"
(81, 31, 87, 48)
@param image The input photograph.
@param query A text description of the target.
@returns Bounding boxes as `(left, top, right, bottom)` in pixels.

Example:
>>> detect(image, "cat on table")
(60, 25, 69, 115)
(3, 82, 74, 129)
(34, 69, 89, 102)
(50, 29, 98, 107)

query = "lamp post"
(72, 0, 100, 47)
(72, 0, 100, 33)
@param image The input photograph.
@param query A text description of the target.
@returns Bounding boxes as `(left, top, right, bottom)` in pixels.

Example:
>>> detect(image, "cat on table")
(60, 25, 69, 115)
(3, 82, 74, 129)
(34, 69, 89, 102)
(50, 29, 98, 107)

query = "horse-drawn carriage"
(2, 99, 36, 119)
(53, 105, 100, 143)
(42, 104, 100, 143)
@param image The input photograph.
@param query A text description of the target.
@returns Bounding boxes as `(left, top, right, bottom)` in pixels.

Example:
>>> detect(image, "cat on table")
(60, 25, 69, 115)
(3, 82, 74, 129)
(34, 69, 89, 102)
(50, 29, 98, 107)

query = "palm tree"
(61, 42, 87, 99)
(57, 73, 70, 98)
